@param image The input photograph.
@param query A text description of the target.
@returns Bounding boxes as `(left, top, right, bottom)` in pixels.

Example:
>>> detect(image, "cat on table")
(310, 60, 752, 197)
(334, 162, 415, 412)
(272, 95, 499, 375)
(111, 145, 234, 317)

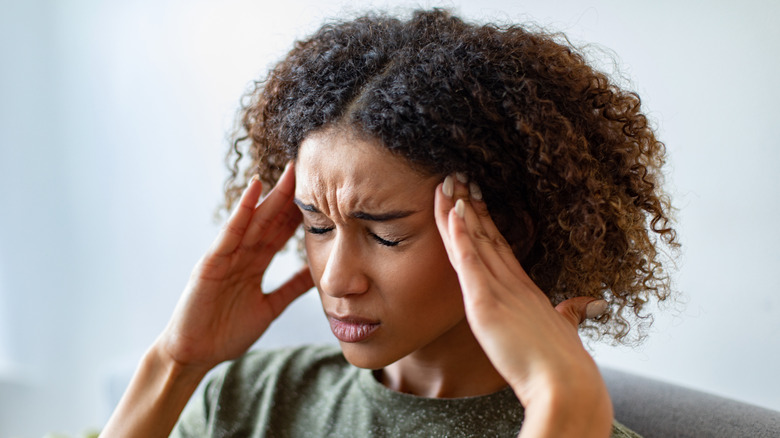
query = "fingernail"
(455, 172, 468, 183)
(454, 199, 466, 218)
(469, 182, 482, 201)
(247, 175, 259, 188)
(585, 300, 608, 319)
(443, 175, 454, 197)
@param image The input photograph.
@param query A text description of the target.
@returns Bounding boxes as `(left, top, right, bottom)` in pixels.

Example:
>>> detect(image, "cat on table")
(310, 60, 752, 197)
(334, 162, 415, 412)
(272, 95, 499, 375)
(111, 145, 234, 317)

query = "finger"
(434, 173, 480, 257)
(434, 176, 457, 256)
(243, 161, 297, 246)
(249, 192, 300, 250)
(245, 202, 303, 273)
(437, 176, 525, 299)
(266, 204, 303, 251)
(554, 297, 608, 329)
(246, 200, 303, 271)
(264, 265, 314, 319)
(445, 201, 500, 304)
(454, 177, 545, 304)
(446, 175, 528, 289)
(212, 176, 263, 256)
(452, 171, 470, 198)
(453, 198, 518, 287)
(449, 198, 556, 314)
(438, 174, 534, 295)
(464, 181, 530, 282)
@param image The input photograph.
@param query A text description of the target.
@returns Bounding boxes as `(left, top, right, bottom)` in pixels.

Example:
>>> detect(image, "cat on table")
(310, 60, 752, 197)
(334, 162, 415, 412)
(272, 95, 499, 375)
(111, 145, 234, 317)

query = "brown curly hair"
(223, 9, 679, 344)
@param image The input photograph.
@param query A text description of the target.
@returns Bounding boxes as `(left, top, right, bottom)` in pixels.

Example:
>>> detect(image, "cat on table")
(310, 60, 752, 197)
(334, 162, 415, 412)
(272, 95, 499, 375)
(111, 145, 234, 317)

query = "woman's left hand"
(433, 174, 613, 438)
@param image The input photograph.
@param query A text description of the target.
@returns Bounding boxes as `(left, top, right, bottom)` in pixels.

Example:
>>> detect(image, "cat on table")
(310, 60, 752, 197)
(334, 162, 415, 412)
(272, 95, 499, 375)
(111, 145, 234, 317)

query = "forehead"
(294, 130, 435, 210)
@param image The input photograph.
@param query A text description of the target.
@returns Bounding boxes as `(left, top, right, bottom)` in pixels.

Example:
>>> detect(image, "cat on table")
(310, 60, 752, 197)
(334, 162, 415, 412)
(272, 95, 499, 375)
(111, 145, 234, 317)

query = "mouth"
(327, 314, 380, 343)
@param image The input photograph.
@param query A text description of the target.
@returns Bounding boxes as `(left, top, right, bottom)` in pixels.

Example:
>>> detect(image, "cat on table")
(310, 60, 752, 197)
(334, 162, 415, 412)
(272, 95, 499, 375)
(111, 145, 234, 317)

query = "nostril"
(320, 256, 369, 298)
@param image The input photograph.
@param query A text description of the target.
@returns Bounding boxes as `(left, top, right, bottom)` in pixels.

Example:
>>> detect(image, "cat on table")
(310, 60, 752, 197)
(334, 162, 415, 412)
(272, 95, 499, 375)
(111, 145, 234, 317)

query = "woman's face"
(294, 129, 467, 369)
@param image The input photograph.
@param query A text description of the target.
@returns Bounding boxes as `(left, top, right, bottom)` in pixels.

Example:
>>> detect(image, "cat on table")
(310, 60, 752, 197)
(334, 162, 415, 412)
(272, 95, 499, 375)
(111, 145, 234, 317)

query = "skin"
(102, 162, 314, 437)
(434, 167, 613, 438)
(102, 127, 613, 438)
(295, 129, 507, 397)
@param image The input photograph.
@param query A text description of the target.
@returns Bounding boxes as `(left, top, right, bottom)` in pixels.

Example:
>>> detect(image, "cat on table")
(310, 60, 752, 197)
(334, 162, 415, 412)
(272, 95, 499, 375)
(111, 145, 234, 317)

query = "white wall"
(1, 0, 778, 435)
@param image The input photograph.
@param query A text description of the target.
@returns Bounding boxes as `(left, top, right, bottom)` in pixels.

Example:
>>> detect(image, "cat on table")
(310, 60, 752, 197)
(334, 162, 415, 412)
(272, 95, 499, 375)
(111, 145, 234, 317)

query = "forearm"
(516, 368, 614, 438)
(101, 342, 209, 438)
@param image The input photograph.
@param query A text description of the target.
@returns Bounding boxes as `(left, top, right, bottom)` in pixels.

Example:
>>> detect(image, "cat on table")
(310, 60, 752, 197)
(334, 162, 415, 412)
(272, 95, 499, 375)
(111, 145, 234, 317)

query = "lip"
(327, 314, 380, 343)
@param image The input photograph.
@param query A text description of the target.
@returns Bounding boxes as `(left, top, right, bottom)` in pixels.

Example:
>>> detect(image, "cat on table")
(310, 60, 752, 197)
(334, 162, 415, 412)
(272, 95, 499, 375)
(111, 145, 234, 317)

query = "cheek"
(304, 236, 326, 281)
(394, 240, 462, 303)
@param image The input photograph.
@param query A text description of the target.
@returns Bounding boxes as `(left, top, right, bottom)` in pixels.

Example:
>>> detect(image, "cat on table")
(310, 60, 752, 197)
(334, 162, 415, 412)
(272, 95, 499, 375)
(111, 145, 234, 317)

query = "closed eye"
(304, 225, 403, 247)
(371, 233, 402, 247)
(305, 226, 333, 235)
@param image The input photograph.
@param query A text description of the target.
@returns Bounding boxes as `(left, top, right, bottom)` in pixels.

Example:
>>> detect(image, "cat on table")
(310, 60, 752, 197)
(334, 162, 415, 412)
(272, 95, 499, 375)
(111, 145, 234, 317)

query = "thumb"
(264, 266, 315, 319)
(554, 297, 608, 328)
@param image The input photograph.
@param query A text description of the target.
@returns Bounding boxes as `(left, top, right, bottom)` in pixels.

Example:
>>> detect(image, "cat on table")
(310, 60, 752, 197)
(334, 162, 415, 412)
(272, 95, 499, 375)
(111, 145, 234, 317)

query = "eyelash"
(371, 233, 402, 247)
(304, 226, 402, 247)
(306, 226, 332, 235)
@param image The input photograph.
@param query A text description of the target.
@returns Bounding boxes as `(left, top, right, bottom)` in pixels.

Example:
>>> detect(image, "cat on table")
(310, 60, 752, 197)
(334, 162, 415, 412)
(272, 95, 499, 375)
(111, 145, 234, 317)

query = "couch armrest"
(601, 367, 780, 437)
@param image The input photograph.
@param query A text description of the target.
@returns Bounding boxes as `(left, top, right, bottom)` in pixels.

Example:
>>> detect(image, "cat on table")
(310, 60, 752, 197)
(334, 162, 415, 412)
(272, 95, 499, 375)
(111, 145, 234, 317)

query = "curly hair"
(223, 9, 678, 344)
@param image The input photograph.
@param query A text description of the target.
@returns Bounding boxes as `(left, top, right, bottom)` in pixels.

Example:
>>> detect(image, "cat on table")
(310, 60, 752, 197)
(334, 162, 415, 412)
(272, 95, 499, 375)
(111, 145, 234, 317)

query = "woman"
(103, 9, 677, 438)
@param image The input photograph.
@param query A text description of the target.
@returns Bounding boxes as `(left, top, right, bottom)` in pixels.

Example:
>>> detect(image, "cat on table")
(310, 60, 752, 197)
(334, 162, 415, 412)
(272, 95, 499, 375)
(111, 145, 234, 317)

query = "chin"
(338, 342, 399, 370)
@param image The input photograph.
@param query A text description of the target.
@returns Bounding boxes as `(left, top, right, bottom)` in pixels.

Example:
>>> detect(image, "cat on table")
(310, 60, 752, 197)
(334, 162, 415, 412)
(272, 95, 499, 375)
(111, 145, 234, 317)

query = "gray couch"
(601, 367, 780, 437)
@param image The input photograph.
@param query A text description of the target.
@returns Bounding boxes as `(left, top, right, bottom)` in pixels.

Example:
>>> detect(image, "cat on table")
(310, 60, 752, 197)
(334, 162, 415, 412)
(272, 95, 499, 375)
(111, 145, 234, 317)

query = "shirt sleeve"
(611, 420, 643, 438)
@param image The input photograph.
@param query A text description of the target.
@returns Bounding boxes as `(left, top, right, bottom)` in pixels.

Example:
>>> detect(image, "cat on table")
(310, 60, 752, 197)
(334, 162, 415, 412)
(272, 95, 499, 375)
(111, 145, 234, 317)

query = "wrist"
(515, 366, 613, 438)
(150, 336, 213, 383)
(102, 342, 210, 438)
(147, 341, 211, 392)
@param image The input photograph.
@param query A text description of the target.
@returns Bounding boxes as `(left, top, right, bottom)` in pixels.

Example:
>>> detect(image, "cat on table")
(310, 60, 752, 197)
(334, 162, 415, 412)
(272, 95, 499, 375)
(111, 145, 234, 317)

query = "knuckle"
(223, 223, 245, 236)
(492, 235, 512, 251)
(473, 227, 511, 251)
(234, 202, 254, 216)
(473, 202, 491, 217)
(473, 227, 491, 242)
(456, 247, 481, 267)
(255, 214, 276, 232)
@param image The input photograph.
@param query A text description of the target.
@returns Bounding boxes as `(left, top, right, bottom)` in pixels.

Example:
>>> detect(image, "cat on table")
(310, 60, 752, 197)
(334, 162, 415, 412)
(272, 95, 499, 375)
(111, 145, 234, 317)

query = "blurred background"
(1, 0, 779, 436)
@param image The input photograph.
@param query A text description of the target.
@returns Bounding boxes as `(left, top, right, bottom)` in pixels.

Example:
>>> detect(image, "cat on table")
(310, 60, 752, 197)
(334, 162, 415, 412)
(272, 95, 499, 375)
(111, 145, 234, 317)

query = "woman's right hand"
(157, 161, 314, 373)
(103, 163, 312, 437)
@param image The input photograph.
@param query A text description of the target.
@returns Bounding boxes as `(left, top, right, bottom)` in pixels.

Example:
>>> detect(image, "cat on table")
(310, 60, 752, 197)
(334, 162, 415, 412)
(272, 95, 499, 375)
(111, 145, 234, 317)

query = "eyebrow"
(293, 198, 418, 222)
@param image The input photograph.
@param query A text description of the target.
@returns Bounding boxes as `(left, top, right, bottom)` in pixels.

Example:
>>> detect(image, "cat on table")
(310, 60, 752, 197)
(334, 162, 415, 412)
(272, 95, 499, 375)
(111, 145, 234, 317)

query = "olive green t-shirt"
(172, 344, 640, 437)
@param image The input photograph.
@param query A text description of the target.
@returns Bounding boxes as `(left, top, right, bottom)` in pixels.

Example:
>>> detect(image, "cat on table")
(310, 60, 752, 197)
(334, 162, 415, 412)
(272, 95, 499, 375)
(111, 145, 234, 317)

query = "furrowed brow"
(351, 210, 417, 222)
(293, 198, 416, 222)
(293, 198, 319, 213)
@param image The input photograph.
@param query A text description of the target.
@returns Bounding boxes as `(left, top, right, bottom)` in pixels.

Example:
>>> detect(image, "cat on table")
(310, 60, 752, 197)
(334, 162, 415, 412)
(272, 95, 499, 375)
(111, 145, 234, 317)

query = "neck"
(379, 320, 508, 398)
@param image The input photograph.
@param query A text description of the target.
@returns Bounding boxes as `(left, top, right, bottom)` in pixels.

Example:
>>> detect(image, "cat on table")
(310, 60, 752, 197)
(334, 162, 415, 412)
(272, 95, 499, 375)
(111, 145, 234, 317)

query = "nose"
(318, 234, 370, 298)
